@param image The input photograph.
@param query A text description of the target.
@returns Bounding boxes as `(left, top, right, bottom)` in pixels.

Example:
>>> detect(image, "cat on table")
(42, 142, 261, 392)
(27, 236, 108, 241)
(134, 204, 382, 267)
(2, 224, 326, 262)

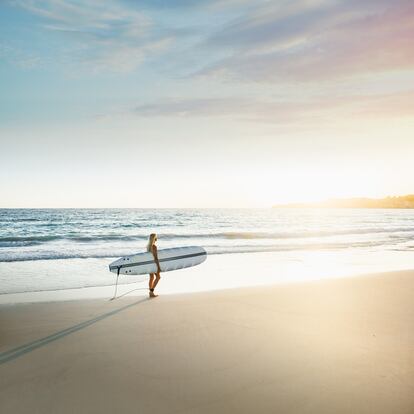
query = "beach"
(3, 0, 414, 411)
(1, 270, 413, 414)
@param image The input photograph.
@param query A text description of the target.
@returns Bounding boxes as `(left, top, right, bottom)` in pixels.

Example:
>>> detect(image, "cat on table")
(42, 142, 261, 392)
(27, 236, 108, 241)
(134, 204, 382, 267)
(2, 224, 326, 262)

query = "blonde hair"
(147, 233, 157, 252)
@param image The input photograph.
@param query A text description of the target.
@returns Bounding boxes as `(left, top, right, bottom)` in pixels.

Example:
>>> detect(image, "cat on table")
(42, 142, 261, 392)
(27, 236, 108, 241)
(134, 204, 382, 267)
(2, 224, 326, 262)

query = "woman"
(147, 233, 161, 298)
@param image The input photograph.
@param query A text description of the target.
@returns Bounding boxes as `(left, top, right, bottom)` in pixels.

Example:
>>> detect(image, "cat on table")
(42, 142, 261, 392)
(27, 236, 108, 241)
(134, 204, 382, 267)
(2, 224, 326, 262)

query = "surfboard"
(109, 246, 207, 276)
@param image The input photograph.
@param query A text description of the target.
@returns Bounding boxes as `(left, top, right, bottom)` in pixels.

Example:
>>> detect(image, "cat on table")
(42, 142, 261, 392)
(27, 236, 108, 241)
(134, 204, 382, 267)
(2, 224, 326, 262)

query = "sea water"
(1, 208, 413, 297)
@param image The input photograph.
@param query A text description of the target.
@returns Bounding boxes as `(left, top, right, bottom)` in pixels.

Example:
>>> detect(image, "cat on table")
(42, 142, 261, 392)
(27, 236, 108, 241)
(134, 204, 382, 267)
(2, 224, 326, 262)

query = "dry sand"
(1, 270, 414, 413)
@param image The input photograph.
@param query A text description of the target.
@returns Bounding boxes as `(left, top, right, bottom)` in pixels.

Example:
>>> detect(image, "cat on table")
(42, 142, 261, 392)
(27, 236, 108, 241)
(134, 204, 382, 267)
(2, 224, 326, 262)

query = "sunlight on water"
(1, 208, 413, 295)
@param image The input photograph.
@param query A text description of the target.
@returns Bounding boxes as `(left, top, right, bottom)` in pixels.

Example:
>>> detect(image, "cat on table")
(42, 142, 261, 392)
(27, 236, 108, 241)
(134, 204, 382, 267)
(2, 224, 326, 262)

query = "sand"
(1, 270, 414, 413)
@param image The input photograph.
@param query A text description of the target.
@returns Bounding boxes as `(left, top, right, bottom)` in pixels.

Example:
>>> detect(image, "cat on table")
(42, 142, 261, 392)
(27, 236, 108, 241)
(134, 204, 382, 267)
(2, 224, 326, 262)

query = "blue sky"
(1, 0, 414, 207)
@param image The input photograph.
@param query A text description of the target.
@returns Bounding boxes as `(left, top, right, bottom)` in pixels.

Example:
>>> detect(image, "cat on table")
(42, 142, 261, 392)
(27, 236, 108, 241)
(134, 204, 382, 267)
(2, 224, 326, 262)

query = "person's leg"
(149, 273, 155, 297)
(152, 272, 161, 291)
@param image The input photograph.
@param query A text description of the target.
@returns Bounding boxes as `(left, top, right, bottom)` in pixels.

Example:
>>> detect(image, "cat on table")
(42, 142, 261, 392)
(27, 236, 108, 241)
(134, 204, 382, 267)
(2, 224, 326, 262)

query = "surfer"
(147, 233, 161, 298)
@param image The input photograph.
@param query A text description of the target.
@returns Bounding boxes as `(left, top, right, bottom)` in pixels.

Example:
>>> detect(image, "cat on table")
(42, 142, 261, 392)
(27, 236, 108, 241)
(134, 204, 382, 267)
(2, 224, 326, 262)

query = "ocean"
(1, 208, 414, 297)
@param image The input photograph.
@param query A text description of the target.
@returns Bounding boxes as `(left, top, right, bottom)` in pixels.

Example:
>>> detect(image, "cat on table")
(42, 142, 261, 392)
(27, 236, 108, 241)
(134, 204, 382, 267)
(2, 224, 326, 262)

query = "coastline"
(2, 249, 414, 305)
(1, 270, 414, 413)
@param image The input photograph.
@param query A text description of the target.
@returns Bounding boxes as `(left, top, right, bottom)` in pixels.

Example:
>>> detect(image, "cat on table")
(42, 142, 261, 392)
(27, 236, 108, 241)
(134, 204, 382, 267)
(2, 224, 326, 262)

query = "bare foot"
(149, 292, 158, 298)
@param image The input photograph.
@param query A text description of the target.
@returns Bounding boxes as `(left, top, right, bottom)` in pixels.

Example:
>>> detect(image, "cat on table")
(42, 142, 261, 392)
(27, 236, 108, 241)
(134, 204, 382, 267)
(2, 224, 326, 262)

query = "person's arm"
(152, 245, 161, 273)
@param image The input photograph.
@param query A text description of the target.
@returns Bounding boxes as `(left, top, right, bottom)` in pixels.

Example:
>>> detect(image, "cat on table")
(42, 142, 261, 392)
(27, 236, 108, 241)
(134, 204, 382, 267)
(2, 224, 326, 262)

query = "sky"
(1, 0, 413, 207)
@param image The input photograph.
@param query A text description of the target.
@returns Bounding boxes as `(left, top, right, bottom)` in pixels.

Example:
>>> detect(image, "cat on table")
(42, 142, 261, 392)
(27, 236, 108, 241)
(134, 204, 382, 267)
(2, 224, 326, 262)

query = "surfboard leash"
(111, 266, 121, 300)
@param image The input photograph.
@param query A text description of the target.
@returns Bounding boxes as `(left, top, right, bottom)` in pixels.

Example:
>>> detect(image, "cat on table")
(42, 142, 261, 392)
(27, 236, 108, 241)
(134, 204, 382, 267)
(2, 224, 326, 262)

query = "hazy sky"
(1, 0, 413, 207)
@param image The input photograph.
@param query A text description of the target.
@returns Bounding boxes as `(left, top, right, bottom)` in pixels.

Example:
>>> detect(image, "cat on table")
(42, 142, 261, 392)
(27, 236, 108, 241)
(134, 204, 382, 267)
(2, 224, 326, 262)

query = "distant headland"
(273, 195, 414, 209)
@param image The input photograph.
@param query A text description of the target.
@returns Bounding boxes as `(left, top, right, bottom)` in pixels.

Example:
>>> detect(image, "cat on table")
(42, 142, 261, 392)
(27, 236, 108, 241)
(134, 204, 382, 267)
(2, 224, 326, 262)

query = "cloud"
(198, 0, 414, 82)
(132, 91, 414, 125)
(135, 97, 267, 118)
(7, 0, 414, 79)
(121, 0, 251, 10)
(12, 0, 173, 73)
(0, 42, 42, 69)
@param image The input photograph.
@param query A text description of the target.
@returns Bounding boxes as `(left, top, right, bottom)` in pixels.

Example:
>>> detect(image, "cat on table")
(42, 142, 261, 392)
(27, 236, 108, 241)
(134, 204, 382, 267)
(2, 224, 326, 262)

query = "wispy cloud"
(132, 90, 414, 125)
(199, 0, 414, 82)
(4, 0, 413, 127)
(12, 0, 173, 73)
(0, 42, 42, 69)
(12, 0, 413, 80)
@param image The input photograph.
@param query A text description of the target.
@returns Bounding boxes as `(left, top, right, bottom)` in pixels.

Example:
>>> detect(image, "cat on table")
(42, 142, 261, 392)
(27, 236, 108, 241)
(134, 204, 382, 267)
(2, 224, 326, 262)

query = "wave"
(215, 228, 414, 239)
(0, 218, 46, 223)
(0, 234, 149, 246)
(0, 235, 62, 242)
(1, 227, 413, 246)
(0, 252, 120, 262)
(0, 240, 394, 262)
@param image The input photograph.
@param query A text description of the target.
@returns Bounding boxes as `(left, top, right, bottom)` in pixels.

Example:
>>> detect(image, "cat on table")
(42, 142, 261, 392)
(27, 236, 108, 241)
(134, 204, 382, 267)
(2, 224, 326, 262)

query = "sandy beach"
(1, 270, 413, 414)
(3, 0, 414, 411)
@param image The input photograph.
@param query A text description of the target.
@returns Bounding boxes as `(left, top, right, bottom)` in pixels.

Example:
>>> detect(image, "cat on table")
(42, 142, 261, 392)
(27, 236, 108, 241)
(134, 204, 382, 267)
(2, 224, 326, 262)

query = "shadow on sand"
(0, 297, 148, 366)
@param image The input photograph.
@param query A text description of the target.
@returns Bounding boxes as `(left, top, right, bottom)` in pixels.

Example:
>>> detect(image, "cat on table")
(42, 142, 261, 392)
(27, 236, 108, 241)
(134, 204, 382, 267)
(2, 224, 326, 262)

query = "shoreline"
(0, 267, 413, 306)
(2, 249, 414, 305)
(1, 269, 413, 413)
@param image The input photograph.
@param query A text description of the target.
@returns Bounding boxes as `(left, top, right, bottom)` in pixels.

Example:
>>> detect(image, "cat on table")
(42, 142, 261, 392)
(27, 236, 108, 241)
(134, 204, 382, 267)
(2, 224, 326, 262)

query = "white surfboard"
(109, 246, 207, 276)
